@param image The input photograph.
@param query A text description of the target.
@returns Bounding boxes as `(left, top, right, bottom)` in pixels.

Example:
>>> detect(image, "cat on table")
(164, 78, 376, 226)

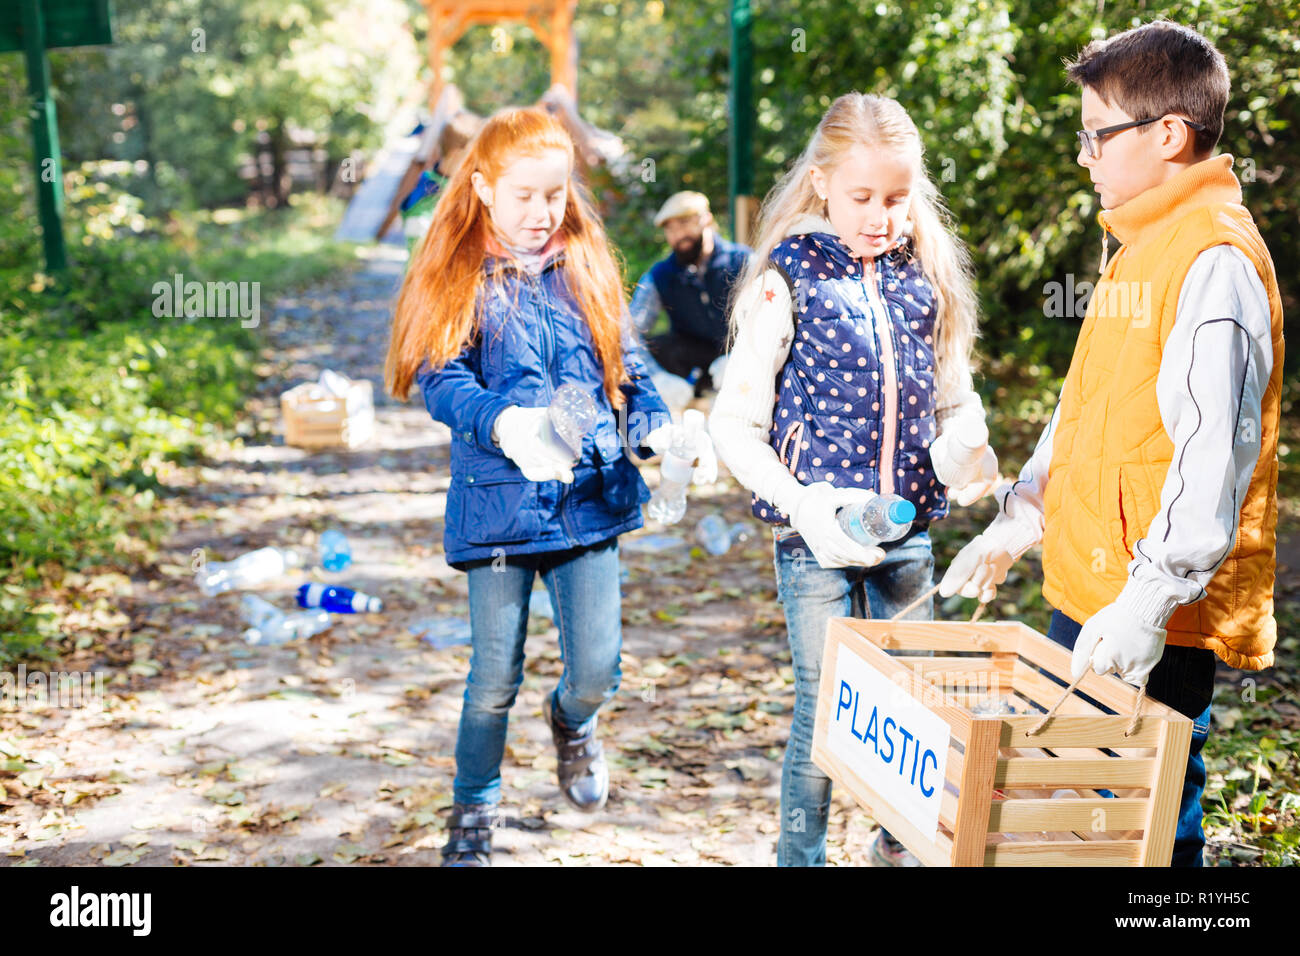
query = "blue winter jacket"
(417, 248, 671, 568)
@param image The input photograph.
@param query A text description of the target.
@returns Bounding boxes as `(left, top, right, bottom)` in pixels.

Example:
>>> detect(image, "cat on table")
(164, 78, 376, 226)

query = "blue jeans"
(452, 536, 623, 806)
(1046, 609, 1213, 868)
(772, 525, 935, 866)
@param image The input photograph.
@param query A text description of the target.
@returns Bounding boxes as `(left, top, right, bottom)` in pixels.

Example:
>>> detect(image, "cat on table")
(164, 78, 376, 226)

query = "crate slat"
(984, 839, 1143, 866)
(995, 756, 1156, 788)
(990, 797, 1148, 832)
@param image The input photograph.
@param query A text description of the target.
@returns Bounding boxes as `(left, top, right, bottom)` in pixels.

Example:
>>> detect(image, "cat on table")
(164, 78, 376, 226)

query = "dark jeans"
(644, 331, 724, 395)
(1046, 609, 1214, 867)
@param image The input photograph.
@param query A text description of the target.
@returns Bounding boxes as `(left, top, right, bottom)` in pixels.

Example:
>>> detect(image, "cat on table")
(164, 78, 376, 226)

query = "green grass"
(0, 189, 359, 665)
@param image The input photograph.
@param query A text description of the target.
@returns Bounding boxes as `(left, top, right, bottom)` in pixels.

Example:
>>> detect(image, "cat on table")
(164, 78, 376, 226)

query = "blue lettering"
(897, 727, 914, 776)
(910, 734, 920, 786)
(920, 749, 938, 797)
(864, 705, 879, 754)
(836, 681, 852, 723)
(849, 690, 863, 742)
(880, 717, 895, 763)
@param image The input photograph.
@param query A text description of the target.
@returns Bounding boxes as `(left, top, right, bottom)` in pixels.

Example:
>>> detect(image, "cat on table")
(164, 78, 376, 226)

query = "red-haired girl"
(387, 107, 692, 866)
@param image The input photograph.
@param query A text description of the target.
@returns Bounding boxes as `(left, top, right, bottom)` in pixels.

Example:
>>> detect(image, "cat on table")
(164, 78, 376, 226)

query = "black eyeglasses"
(1076, 115, 1208, 159)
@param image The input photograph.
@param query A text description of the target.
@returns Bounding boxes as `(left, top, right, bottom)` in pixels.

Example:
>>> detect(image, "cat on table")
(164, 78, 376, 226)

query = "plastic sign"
(826, 644, 952, 840)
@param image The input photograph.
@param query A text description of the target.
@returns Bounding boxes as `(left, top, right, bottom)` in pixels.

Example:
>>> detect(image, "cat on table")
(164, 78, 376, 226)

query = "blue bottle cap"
(888, 499, 917, 524)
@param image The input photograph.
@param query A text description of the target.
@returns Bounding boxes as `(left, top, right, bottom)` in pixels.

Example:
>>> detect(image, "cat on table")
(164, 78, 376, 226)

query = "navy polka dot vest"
(750, 231, 949, 527)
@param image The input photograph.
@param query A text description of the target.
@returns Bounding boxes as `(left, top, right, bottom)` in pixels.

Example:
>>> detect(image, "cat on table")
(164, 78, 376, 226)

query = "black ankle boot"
(542, 692, 609, 812)
(441, 802, 498, 866)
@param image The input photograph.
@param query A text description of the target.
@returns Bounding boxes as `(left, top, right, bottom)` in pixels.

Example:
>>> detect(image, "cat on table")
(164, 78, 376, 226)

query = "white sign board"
(825, 643, 953, 840)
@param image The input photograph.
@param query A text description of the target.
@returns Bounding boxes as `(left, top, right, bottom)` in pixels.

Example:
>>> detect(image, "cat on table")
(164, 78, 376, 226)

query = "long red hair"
(386, 106, 630, 407)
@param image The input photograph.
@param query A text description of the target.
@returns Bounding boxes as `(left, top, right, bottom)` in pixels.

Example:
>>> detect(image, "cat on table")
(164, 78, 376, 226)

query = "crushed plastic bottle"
(411, 617, 473, 649)
(196, 547, 303, 596)
(836, 494, 916, 547)
(240, 594, 284, 631)
(970, 696, 1017, 716)
(529, 589, 554, 620)
(548, 384, 599, 457)
(243, 604, 333, 646)
(695, 515, 756, 556)
(319, 530, 352, 572)
(647, 409, 707, 525)
(296, 583, 382, 614)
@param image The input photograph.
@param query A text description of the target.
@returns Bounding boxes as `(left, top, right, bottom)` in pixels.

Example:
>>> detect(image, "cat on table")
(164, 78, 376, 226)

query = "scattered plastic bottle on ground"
(296, 583, 382, 614)
(240, 595, 283, 630)
(622, 534, 687, 554)
(530, 589, 555, 620)
(319, 530, 352, 572)
(647, 409, 707, 525)
(695, 515, 756, 555)
(548, 384, 599, 457)
(836, 494, 916, 546)
(196, 547, 303, 596)
(243, 600, 333, 646)
(411, 617, 473, 649)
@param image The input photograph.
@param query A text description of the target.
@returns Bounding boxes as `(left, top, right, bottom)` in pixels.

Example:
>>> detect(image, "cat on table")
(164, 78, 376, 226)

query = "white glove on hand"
(931, 418, 1000, 507)
(645, 412, 718, 485)
(787, 482, 887, 570)
(1070, 601, 1167, 686)
(937, 522, 1023, 604)
(492, 405, 577, 483)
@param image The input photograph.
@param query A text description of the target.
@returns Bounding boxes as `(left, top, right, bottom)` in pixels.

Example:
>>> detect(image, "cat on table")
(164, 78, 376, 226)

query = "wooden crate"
(811, 617, 1192, 866)
(281, 379, 374, 449)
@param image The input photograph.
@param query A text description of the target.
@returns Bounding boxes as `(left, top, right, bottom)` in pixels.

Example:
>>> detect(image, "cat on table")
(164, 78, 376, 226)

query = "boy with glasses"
(940, 20, 1284, 866)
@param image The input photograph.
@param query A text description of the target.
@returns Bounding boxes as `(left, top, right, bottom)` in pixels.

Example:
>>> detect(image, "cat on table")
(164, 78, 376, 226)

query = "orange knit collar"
(1098, 153, 1242, 249)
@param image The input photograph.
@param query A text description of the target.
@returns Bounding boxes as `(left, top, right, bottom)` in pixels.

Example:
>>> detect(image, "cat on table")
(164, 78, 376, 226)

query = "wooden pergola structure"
(424, 1, 578, 110)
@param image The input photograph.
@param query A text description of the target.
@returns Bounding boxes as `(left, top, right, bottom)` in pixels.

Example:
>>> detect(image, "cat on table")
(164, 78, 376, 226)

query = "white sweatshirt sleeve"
(707, 267, 809, 519)
(1117, 245, 1274, 627)
(933, 361, 986, 428)
(986, 386, 1064, 560)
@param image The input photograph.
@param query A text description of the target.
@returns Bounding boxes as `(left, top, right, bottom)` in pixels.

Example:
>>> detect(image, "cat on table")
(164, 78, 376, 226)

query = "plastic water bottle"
(240, 595, 284, 630)
(836, 494, 916, 546)
(548, 384, 598, 457)
(296, 583, 383, 614)
(647, 409, 706, 525)
(245, 608, 333, 646)
(195, 547, 303, 596)
(695, 515, 755, 555)
(319, 530, 351, 572)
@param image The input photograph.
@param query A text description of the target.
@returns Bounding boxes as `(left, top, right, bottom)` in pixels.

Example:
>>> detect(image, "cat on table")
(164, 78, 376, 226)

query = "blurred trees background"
(1, 0, 1296, 657)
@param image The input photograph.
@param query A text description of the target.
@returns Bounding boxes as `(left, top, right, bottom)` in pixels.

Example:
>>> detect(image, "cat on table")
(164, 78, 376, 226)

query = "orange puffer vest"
(1041, 154, 1284, 671)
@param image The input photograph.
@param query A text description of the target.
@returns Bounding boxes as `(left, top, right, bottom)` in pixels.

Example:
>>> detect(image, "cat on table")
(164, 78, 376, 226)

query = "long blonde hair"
(731, 92, 979, 401)
(386, 106, 629, 406)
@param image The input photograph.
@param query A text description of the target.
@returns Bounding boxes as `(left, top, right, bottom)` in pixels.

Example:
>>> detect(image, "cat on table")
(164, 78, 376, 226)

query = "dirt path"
(0, 243, 884, 867)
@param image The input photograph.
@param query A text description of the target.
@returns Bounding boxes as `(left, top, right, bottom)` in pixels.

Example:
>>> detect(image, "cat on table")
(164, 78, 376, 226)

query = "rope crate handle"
(887, 582, 1146, 737)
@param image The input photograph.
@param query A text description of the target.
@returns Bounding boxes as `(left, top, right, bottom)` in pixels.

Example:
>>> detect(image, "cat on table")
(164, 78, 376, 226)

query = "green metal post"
(21, 0, 67, 272)
(728, 0, 753, 242)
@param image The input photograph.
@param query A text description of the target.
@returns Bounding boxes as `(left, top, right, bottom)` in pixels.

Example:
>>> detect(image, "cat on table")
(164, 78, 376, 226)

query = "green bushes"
(0, 179, 353, 664)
